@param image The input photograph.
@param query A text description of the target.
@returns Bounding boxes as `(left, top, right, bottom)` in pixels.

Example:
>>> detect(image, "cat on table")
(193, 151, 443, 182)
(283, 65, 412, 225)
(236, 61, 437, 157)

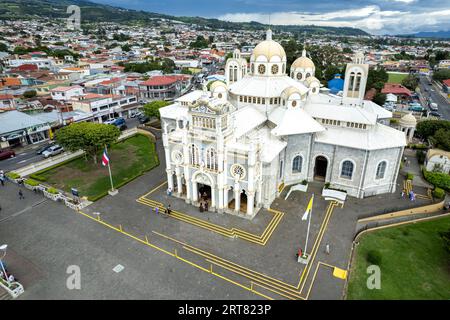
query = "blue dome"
(327, 74, 344, 94)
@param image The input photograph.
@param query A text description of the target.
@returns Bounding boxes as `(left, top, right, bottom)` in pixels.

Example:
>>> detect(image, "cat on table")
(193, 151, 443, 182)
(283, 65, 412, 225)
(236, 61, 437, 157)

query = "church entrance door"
(314, 156, 328, 181)
(198, 183, 212, 210)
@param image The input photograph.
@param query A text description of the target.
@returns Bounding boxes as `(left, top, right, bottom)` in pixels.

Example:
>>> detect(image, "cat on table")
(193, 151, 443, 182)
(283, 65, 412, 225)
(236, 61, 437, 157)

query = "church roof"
(269, 107, 325, 136)
(233, 106, 267, 138)
(315, 123, 406, 150)
(229, 75, 308, 98)
(304, 102, 378, 125)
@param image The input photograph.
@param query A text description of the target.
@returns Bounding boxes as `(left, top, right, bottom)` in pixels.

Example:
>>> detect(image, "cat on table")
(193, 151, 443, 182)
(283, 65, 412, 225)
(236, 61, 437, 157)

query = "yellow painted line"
(75, 210, 272, 300)
(137, 195, 284, 246)
(332, 267, 348, 280)
(305, 262, 346, 300)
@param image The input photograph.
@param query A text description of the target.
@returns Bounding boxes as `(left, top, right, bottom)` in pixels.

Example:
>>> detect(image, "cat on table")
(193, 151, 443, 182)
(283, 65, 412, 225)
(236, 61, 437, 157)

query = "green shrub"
(423, 168, 450, 191)
(301, 179, 308, 185)
(6, 172, 21, 179)
(406, 172, 414, 180)
(24, 179, 40, 187)
(30, 173, 47, 182)
(366, 250, 382, 265)
(432, 187, 446, 199)
(324, 182, 330, 189)
(47, 187, 59, 194)
(416, 150, 426, 164)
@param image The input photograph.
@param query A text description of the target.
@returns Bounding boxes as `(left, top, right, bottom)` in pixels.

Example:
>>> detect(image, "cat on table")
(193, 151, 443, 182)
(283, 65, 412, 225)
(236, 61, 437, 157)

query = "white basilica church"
(159, 30, 406, 219)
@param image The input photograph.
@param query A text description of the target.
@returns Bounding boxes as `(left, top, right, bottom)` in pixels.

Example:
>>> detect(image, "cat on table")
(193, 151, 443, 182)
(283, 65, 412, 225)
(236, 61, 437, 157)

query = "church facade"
(159, 30, 406, 219)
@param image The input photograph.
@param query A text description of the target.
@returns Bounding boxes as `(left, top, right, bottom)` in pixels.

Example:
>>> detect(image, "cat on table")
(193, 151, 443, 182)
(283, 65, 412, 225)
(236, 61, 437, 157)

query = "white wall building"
(159, 30, 406, 219)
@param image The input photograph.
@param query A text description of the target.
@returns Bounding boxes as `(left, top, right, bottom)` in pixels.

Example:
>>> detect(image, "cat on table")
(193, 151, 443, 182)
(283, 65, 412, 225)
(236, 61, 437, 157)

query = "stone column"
(166, 169, 174, 191)
(234, 182, 240, 213)
(223, 186, 229, 210)
(408, 127, 414, 142)
(246, 191, 254, 216)
(218, 187, 224, 211)
(175, 167, 182, 195)
(192, 180, 198, 203)
(211, 187, 216, 209)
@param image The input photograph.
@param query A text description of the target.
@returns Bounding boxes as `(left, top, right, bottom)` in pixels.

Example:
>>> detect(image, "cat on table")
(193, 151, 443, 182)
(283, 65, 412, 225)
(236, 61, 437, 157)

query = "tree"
(366, 67, 388, 93)
(432, 69, 450, 82)
(143, 100, 170, 119)
(23, 90, 37, 99)
(432, 128, 450, 151)
(372, 92, 386, 106)
(55, 122, 120, 164)
(416, 120, 450, 139)
(0, 42, 8, 52)
(402, 74, 419, 90)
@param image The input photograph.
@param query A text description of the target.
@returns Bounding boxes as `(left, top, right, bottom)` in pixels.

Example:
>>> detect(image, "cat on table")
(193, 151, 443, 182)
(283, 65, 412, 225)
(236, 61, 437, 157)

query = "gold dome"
(292, 49, 315, 69)
(209, 80, 227, 92)
(306, 76, 320, 86)
(281, 86, 302, 100)
(251, 40, 286, 61)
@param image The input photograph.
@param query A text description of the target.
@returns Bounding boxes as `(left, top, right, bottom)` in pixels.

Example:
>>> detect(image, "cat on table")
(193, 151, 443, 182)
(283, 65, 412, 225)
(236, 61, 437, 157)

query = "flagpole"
(105, 144, 114, 191)
(304, 194, 314, 256)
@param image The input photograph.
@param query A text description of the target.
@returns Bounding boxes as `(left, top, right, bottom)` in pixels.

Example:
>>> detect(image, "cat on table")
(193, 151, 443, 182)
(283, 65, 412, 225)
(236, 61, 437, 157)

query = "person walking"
(18, 189, 25, 200)
(325, 243, 330, 255)
(199, 202, 204, 212)
(204, 200, 209, 212)
(166, 205, 171, 215)
(401, 190, 405, 198)
(155, 206, 159, 215)
(0, 170, 5, 186)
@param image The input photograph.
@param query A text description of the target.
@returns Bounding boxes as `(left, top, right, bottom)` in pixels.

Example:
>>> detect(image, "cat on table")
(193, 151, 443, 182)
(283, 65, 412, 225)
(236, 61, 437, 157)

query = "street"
(418, 74, 450, 120)
(0, 117, 140, 172)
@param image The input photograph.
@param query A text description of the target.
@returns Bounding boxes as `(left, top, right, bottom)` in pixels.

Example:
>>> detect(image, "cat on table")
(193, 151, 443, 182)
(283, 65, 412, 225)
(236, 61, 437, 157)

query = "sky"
(91, 0, 450, 35)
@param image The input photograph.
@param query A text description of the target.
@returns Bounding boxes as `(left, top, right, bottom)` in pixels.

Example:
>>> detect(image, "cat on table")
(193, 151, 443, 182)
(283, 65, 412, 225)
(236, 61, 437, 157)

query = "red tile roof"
(0, 94, 14, 100)
(442, 79, 450, 87)
(140, 75, 188, 86)
(381, 83, 412, 96)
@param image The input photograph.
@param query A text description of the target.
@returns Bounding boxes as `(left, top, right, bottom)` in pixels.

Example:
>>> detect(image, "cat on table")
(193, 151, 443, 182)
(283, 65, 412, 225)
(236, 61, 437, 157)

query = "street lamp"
(0, 244, 10, 285)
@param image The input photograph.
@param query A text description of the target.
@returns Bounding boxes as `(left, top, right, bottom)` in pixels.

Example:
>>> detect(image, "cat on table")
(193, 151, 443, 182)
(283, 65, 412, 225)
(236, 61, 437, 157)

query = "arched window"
(348, 72, 355, 91)
(376, 161, 387, 179)
(297, 73, 303, 80)
(292, 155, 302, 173)
(206, 147, 217, 171)
(189, 144, 199, 166)
(354, 72, 362, 91)
(341, 160, 354, 179)
(233, 66, 238, 82)
(306, 72, 311, 78)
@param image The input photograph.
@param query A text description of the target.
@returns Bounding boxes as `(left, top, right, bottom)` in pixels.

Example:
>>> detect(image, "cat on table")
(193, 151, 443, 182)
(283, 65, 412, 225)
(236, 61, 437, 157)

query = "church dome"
(306, 76, 320, 86)
(250, 29, 286, 63)
(281, 86, 302, 100)
(399, 113, 417, 127)
(210, 80, 227, 92)
(292, 49, 315, 69)
(252, 40, 286, 61)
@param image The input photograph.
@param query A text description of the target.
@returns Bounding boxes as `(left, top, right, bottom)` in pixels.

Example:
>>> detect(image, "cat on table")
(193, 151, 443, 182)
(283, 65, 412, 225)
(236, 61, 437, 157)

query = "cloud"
(217, 5, 450, 34)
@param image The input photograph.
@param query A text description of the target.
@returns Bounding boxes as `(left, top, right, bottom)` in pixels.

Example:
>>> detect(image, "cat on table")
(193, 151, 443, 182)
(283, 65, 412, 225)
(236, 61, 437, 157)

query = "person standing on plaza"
(18, 189, 25, 200)
(166, 204, 171, 215)
(325, 243, 330, 254)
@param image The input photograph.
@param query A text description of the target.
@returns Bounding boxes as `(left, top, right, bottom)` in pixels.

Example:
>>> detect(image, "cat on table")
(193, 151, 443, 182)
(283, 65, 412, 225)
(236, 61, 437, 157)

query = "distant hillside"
(0, 0, 370, 36)
(398, 30, 450, 39)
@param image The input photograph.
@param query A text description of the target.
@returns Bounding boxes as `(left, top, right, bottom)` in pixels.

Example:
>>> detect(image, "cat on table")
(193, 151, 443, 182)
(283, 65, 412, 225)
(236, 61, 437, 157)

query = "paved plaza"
(0, 139, 435, 300)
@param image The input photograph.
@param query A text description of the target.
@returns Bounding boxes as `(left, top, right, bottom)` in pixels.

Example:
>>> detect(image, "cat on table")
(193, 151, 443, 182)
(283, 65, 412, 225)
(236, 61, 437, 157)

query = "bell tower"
(225, 49, 247, 86)
(342, 52, 369, 106)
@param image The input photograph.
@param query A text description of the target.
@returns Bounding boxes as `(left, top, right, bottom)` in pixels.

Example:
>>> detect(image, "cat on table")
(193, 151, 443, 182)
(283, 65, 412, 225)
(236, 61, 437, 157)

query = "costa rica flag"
(102, 148, 110, 166)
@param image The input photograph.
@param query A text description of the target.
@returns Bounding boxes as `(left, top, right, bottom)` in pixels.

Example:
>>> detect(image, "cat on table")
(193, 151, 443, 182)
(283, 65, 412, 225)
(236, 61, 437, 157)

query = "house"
(381, 83, 412, 100)
(0, 94, 17, 110)
(138, 75, 192, 101)
(50, 86, 85, 101)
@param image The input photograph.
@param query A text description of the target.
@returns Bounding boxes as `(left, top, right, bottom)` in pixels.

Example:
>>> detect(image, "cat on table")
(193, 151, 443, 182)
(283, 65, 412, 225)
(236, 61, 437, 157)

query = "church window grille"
(258, 64, 266, 75)
(297, 73, 303, 80)
(206, 148, 218, 171)
(292, 156, 302, 173)
(271, 64, 279, 75)
(376, 161, 387, 179)
(218, 93, 223, 99)
(270, 98, 273, 104)
(306, 73, 311, 78)
(292, 100, 297, 107)
(262, 98, 265, 104)
(257, 97, 261, 104)
(190, 144, 200, 166)
(341, 161, 354, 179)
(239, 96, 243, 102)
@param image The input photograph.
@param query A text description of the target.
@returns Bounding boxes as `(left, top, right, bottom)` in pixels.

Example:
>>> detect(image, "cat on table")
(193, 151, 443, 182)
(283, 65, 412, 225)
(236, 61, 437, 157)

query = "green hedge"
(433, 187, 446, 199)
(416, 150, 426, 165)
(6, 172, 21, 179)
(46, 187, 59, 194)
(423, 168, 450, 192)
(24, 178, 40, 187)
(30, 173, 47, 182)
(406, 172, 414, 180)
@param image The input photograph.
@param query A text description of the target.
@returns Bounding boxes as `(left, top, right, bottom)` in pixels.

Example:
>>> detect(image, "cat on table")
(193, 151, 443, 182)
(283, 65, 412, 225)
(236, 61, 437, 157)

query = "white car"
(42, 145, 64, 158)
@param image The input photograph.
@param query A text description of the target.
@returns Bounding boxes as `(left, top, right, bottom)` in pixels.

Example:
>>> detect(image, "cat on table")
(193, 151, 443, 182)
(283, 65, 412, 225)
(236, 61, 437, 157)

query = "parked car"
(105, 117, 127, 130)
(42, 145, 64, 158)
(138, 114, 150, 124)
(408, 105, 425, 112)
(429, 111, 442, 118)
(36, 143, 55, 155)
(0, 149, 15, 161)
(429, 102, 438, 111)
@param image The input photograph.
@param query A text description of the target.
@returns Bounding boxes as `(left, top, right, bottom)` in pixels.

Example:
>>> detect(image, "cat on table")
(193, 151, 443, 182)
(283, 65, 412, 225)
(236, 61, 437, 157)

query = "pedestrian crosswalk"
(0, 288, 11, 300)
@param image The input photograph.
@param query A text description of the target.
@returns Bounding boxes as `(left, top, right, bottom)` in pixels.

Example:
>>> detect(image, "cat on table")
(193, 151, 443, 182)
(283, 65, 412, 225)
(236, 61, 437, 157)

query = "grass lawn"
(33, 134, 159, 201)
(346, 216, 450, 300)
(387, 72, 408, 84)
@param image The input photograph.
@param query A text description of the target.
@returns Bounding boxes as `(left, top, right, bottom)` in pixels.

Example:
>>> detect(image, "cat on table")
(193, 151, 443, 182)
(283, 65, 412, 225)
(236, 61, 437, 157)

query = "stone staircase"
(0, 287, 12, 300)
